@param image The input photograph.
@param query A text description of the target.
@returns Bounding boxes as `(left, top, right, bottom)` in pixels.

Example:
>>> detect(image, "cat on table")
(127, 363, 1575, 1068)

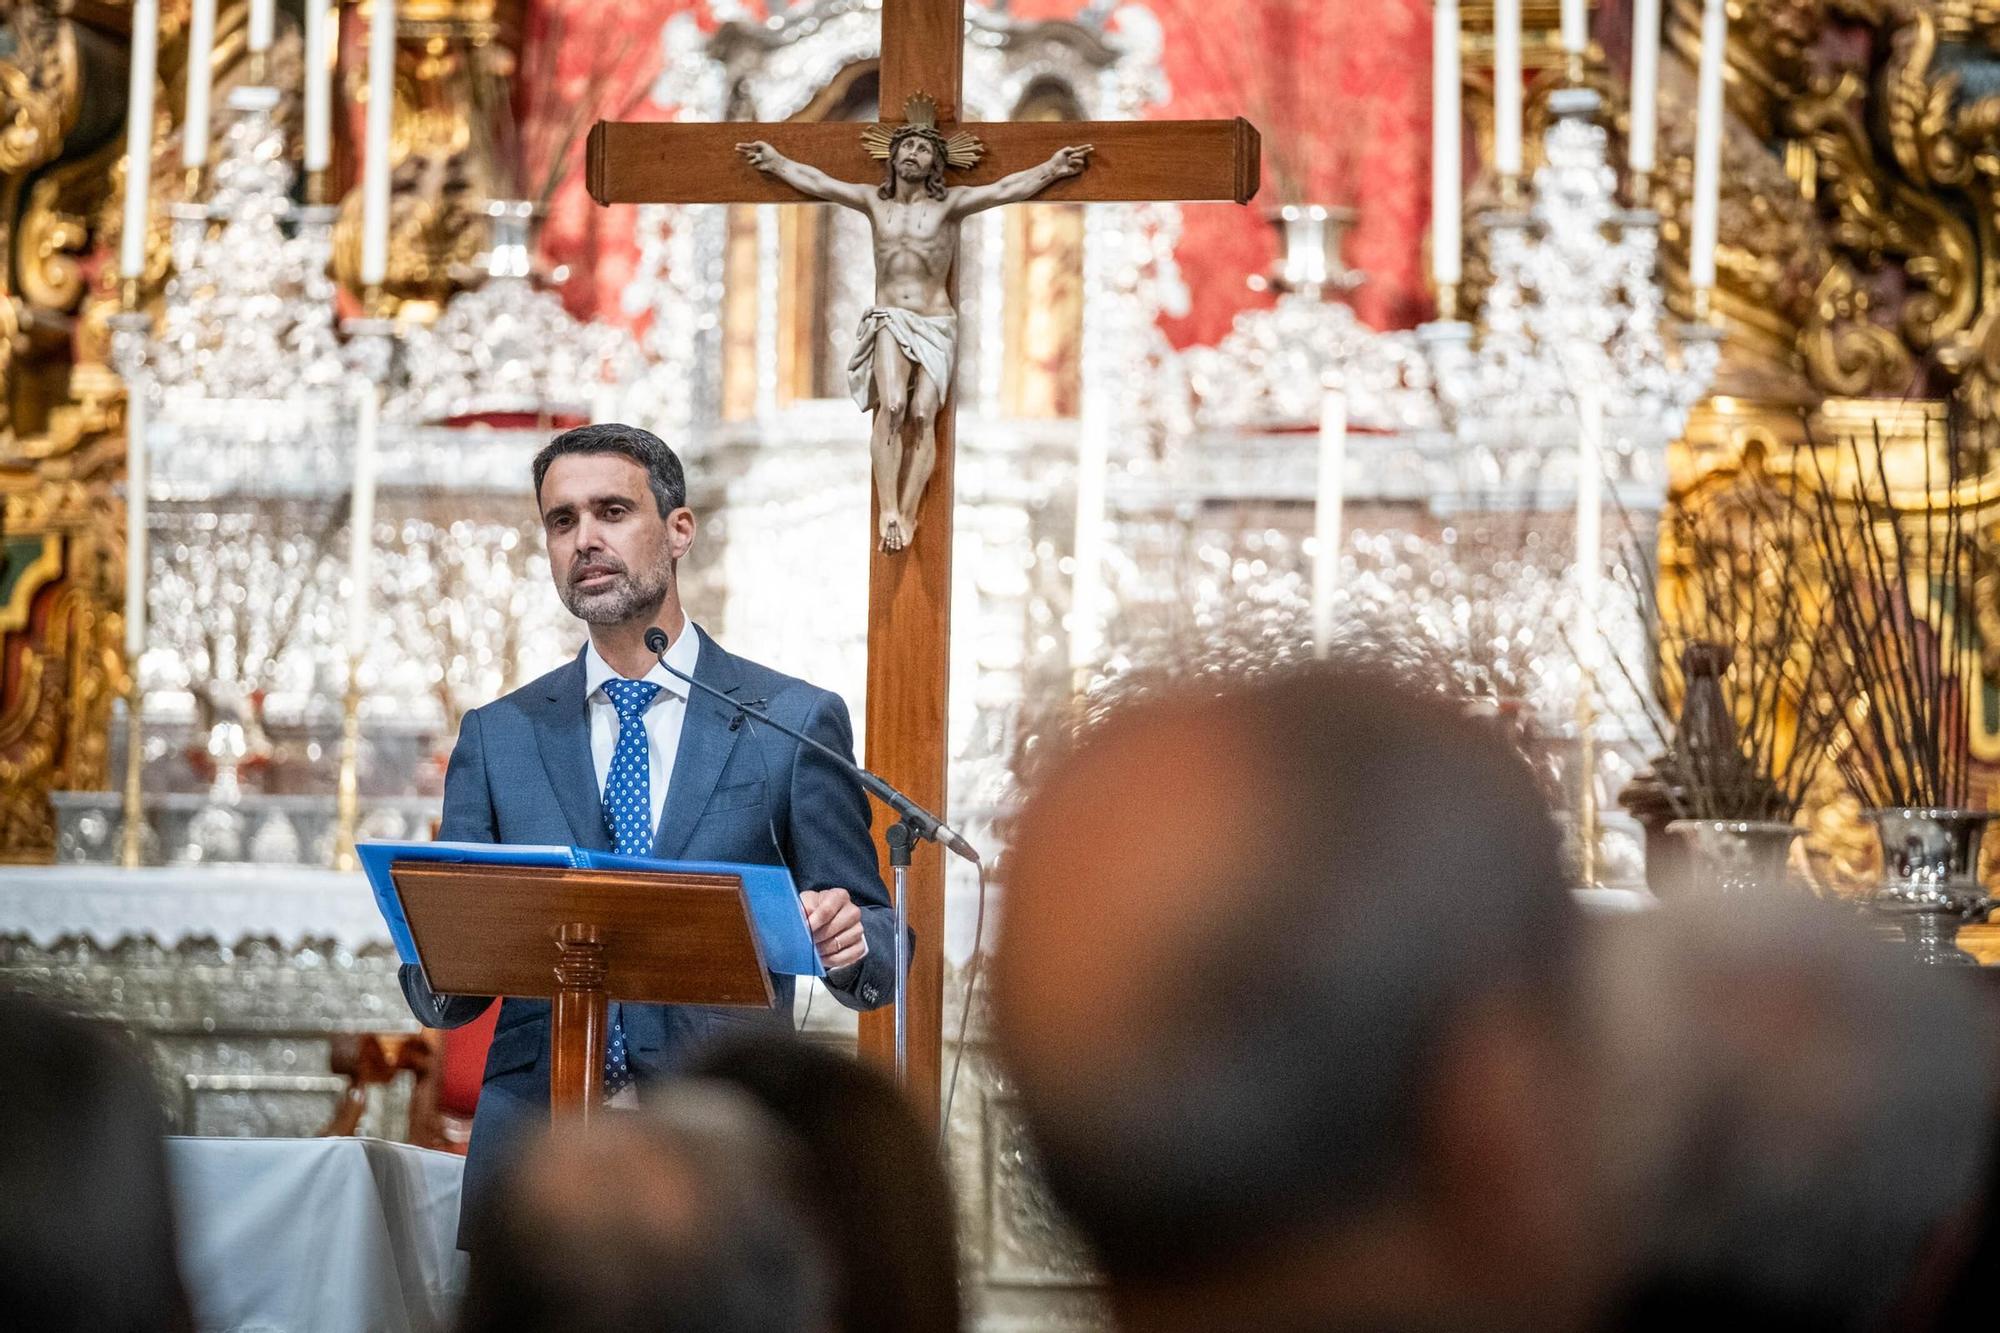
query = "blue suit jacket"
(397, 626, 895, 1242)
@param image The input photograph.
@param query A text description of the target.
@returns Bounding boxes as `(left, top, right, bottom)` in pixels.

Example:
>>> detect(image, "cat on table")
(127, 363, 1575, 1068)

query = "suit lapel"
(533, 650, 612, 852)
(653, 625, 743, 861)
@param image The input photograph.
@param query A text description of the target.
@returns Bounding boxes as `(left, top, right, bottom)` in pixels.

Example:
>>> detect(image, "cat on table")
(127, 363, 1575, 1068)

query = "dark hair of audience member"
(0, 993, 194, 1333)
(457, 1083, 835, 1333)
(1591, 899, 2000, 1333)
(994, 661, 1582, 1285)
(688, 1035, 962, 1333)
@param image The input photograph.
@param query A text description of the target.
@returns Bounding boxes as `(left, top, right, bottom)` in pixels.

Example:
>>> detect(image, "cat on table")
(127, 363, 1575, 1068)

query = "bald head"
(993, 663, 1581, 1286)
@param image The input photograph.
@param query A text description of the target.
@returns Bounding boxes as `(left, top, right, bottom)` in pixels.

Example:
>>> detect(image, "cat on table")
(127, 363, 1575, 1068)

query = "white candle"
(1689, 0, 1726, 292)
(125, 390, 149, 664)
(1068, 419, 1109, 677)
(1629, 0, 1662, 176)
(1312, 386, 1349, 658)
(304, 0, 333, 174)
(1574, 385, 1605, 678)
(1495, 0, 1522, 179)
(181, 0, 216, 172)
(119, 0, 160, 280)
(346, 385, 381, 662)
(360, 0, 397, 288)
(1432, 0, 1462, 289)
(249, 0, 275, 54)
(1561, 0, 1586, 56)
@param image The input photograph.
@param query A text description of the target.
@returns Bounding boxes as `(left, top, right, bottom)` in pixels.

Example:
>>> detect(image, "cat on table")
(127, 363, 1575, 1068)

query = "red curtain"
(522, 0, 1437, 347)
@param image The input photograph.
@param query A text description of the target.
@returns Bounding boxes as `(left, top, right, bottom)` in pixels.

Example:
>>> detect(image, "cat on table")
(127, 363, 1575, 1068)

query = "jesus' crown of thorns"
(861, 93, 986, 169)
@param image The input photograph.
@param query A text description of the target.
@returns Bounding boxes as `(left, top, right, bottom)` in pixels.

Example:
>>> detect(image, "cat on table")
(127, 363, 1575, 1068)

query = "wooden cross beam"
(585, 0, 1259, 1127)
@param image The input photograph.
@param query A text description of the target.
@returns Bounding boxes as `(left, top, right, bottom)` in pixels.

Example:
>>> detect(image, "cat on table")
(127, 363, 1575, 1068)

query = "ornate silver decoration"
(1186, 206, 1445, 434)
(391, 200, 643, 424)
(1426, 89, 1720, 469)
(141, 88, 346, 422)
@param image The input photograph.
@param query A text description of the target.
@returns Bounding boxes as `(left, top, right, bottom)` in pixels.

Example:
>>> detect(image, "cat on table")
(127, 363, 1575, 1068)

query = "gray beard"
(558, 556, 674, 626)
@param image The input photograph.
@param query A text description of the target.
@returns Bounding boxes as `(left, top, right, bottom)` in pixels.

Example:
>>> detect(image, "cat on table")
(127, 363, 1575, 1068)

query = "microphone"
(644, 626, 980, 866)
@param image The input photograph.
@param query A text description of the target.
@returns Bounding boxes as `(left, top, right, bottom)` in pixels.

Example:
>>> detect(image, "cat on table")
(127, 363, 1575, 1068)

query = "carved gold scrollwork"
(1885, 14, 1973, 189)
(1787, 70, 1969, 366)
(1803, 263, 1918, 395)
(18, 157, 105, 313)
(0, 4, 77, 178)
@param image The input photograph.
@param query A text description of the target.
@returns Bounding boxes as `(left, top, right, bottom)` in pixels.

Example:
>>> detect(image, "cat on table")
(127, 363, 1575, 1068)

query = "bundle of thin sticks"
(1802, 421, 1983, 812)
(1599, 467, 1845, 823)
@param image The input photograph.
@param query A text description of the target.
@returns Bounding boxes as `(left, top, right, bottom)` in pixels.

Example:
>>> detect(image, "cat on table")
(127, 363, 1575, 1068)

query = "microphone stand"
(648, 635, 975, 1089)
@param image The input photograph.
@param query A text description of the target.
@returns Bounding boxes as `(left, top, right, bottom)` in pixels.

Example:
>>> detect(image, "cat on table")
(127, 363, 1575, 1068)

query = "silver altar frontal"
(0, 866, 412, 1138)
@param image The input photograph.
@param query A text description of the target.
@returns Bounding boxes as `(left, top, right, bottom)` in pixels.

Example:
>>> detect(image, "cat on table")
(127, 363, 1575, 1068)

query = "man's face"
(538, 453, 694, 625)
(894, 135, 937, 180)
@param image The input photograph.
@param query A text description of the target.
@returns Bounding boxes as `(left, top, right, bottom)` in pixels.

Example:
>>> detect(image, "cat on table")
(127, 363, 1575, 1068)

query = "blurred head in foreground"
(0, 993, 192, 1333)
(687, 1036, 961, 1333)
(1591, 896, 2000, 1331)
(458, 1085, 833, 1333)
(993, 663, 1603, 1332)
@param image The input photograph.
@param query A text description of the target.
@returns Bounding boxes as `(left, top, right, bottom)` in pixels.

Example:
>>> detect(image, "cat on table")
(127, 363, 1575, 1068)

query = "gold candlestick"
(333, 668, 362, 871)
(1575, 690, 1598, 886)
(119, 682, 146, 868)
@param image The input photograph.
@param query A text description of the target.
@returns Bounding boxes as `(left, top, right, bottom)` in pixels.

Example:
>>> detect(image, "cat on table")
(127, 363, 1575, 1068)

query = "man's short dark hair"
(1004, 661, 1579, 1281)
(532, 423, 687, 517)
(459, 1087, 832, 1333)
(0, 994, 194, 1333)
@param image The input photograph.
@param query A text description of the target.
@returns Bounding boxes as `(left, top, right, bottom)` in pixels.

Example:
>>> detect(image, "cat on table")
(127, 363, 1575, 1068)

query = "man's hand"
(736, 141, 780, 171)
(1049, 144, 1094, 178)
(800, 888, 869, 971)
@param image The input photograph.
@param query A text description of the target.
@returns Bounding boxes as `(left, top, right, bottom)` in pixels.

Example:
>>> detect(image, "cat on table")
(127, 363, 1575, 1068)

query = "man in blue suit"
(400, 423, 896, 1242)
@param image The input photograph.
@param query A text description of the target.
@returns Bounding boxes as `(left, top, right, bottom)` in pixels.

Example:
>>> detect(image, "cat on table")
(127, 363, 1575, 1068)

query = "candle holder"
(108, 305, 155, 868)
(1574, 689, 1598, 886)
(118, 683, 148, 868)
(332, 667, 363, 872)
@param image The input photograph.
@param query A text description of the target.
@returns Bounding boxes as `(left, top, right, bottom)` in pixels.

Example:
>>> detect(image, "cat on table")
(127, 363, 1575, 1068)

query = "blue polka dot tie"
(600, 677, 662, 1097)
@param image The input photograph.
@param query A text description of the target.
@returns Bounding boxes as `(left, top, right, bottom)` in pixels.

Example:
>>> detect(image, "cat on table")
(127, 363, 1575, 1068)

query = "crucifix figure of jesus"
(737, 100, 1093, 551)
(588, 0, 1258, 1125)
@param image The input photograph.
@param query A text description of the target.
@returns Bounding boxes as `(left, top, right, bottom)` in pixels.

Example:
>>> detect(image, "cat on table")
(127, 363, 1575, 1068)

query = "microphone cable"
(940, 845, 989, 1144)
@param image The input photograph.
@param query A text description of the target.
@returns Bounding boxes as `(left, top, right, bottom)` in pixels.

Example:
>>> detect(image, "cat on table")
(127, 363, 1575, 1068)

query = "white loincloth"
(848, 306, 958, 412)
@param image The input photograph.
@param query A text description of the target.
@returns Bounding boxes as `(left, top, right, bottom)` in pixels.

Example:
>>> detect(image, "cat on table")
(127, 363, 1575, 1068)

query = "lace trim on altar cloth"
(0, 866, 391, 952)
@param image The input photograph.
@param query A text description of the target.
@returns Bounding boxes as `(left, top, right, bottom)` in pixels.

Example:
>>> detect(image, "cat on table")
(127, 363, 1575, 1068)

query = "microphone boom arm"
(646, 630, 979, 866)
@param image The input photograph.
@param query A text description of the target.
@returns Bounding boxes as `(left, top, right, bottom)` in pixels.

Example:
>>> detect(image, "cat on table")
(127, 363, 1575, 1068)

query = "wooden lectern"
(389, 861, 774, 1123)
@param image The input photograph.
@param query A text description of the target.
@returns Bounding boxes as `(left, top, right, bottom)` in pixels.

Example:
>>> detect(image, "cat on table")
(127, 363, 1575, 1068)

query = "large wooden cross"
(586, 0, 1258, 1125)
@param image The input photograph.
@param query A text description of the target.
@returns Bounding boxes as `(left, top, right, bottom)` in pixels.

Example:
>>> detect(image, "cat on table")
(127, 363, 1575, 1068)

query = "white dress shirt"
(583, 622, 701, 841)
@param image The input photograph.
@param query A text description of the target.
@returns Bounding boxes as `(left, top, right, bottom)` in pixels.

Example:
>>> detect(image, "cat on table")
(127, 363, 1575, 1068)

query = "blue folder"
(355, 840, 826, 978)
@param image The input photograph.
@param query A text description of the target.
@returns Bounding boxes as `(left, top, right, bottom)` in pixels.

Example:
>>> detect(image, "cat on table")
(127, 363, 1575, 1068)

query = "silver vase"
(1261, 204, 1363, 300)
(1666, 819, 1801, 897)
(1867, 808, 1993, 967)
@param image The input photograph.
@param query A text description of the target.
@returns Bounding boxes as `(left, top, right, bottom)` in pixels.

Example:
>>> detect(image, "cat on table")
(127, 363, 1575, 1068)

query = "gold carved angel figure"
(737, 95, 1092, 551)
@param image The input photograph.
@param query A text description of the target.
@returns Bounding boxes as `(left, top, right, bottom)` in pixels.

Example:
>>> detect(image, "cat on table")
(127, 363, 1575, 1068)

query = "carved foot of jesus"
(879, 509, 916, 552)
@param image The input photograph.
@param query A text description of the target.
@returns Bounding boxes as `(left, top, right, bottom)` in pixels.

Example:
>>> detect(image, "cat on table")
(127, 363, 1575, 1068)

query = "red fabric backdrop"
(525, 0, 1436, 350)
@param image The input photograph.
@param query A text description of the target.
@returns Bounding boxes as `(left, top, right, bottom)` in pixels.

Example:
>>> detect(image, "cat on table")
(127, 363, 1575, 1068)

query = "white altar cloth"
(0, 865, 390, 952)
(170, 1136, 466, 1333)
